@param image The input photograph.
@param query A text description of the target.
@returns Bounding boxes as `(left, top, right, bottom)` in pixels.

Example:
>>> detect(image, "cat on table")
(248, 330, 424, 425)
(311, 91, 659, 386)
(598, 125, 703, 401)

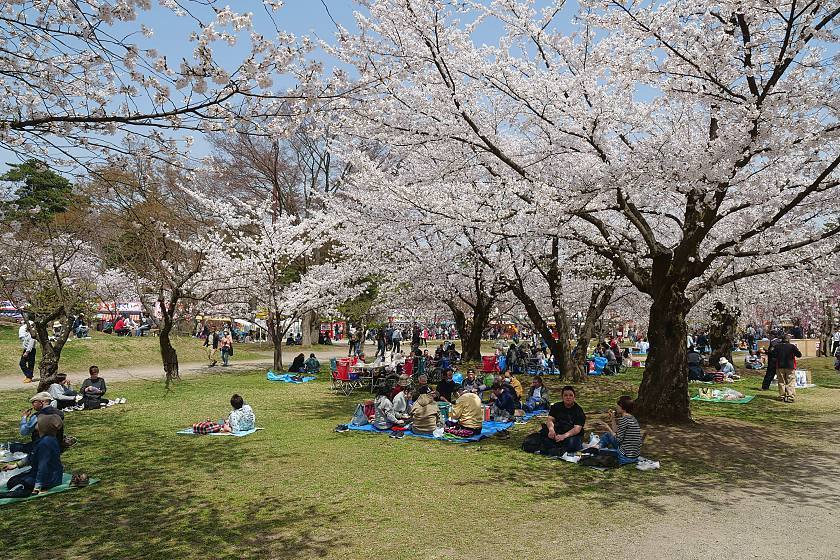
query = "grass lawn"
(0, 325, 279, 376)
(0, 358, 837, 559)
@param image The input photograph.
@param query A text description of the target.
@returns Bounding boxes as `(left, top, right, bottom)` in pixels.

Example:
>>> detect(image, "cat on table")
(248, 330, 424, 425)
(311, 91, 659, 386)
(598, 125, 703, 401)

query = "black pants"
(19, 350, 36, 379)
(393, 340, 401, 353)
(538, 424, 583, 456)
(0, 472, 35, 498)
(762, 367, 777, 390)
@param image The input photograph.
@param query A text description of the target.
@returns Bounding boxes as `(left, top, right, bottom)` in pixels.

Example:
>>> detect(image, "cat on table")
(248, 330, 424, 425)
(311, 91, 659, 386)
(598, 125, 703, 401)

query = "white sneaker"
(119, 398, 127, 404)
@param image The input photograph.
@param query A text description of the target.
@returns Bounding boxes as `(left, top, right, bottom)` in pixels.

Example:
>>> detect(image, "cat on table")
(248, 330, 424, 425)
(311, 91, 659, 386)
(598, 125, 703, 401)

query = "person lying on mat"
(489, 382, 519, 423)
(409, 388, 440, 434)
(2, 408, 65, 497)
(373, 385, 404, 430)
(304, 354, 321, 375)
(537, 386, 585, 455)
(445, 386, 483, 437)
(435, 368, 458, 403)
(597, 395, 642, 465)
(221, 394, 256, 433)
(523, 375, 550, 412)
(391, 376, 412, 420)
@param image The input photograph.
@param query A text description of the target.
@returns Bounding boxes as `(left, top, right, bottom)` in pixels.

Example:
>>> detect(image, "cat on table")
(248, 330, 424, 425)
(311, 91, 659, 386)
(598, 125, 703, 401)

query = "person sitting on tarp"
(502, 371, 523, 400)
(1, 407, 64, 497)
(597, 395, 642, 466)
(445, 386, 482, 437)
(287, 352, 309, 380)
(461, 369, 485, 399)
(391, 376, 412, 420)
(523, 375, 550, 412)
(11, 392, 65, 456)
(373, 385, 404, 430)
(409, 388, 439, 434)
(221, 394, 255, 433)
(718, 357, 740, 380)
(435, 369, 458, 404)
(744, 349, 763, 370)
(304, 354, 321, 376)
(489, 382, 519, 423)
(687, 347, 712, 381)
(535, 386, 585, 455)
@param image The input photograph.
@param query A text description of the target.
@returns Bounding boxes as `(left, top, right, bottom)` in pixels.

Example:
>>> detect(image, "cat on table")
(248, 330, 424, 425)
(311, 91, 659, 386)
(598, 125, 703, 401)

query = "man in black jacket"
(774, 335, 802, 403)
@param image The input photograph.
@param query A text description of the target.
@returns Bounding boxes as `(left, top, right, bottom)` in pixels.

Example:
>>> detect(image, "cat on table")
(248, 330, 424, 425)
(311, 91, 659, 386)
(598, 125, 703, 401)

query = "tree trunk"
(553, 311, 575, 380)
(635, 287, 692, 423)
(159, 315, 180, 387)
(709, 301, 739, 367)
(447, 299, 493, 362)
(33, 314, 70, 391)
(267, 311, 285, 371)
(301, 310, 318, 346)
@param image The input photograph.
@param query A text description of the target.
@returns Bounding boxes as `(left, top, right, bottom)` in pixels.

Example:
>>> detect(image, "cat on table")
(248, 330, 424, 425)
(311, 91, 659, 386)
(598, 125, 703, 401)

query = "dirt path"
(0, 345, 364, 392)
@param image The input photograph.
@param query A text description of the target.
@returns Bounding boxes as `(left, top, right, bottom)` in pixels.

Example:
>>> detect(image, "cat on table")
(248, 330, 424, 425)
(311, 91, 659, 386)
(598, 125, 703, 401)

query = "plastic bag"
(560, 452, 580, 463)
(582, 433, 600, 449)
(350, 404, 369, 426)
(432, 427, 445, 438)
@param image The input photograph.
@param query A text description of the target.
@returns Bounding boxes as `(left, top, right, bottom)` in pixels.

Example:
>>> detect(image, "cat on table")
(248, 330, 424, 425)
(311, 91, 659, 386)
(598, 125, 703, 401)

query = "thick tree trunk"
(553, 311, 575, 380)
(301, 310, 318, 346)
(511, 286, 568, 378)
(33, 315, 69, 391)
(635, 287, 692, 423)
(709, 301, 739, 367)
(448, 300, 492, 362)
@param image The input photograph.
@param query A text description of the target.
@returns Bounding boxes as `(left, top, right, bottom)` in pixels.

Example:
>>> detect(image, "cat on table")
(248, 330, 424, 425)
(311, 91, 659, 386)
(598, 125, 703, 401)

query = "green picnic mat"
(690, 395, 754, 404)
(0, 472, 98, 506)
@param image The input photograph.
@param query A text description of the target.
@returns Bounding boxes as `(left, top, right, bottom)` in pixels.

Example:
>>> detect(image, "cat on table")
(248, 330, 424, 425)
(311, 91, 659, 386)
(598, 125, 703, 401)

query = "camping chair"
(332, 360, 362, 396)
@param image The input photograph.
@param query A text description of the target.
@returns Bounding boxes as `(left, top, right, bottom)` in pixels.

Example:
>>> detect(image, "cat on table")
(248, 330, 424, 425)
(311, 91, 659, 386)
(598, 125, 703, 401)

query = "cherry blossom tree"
(330, 0, 840, 422)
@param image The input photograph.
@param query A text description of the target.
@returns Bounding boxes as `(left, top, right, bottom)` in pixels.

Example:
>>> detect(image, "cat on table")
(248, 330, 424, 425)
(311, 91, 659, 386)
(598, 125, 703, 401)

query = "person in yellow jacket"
(446, 386, 483, 437)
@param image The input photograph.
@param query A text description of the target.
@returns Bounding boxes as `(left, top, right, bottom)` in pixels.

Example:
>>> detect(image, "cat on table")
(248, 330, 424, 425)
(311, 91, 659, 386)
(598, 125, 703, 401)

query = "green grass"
(0, 358, 836, 559)
(0, 324, 278, 376)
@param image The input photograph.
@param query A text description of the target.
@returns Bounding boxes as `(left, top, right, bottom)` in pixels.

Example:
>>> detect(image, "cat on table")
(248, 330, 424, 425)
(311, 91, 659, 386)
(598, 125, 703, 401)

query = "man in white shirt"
(20, 330, 36, 383)
(832, 330, 840, 356)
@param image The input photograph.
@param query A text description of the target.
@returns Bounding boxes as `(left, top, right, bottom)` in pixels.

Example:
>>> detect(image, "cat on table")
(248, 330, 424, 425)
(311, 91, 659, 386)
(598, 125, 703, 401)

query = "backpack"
(579, 453, 619, 468)
(192, 420, 222, 434)
(522, 431, 542, 453)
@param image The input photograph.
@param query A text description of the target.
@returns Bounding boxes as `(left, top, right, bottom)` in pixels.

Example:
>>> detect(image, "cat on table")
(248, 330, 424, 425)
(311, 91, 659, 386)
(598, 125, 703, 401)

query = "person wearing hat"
(391, 375, 412, 420)
(717, 357, 740, 380)
(1, 392, 64, 497)
(14, 392, 65, 451)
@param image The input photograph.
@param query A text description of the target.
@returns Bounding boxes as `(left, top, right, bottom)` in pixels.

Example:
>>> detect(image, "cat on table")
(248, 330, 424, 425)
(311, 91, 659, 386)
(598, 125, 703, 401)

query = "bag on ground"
(192, 420, 223, 434)
(350, 404, 369, 426)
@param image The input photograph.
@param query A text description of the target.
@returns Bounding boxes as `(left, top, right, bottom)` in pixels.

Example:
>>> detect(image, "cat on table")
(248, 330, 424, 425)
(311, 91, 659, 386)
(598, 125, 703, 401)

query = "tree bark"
(267, 310, 286, 371)
(159, 322, 180, 387)
(300, 310, 318, 346)
(447, 298, 492, 362)
(635, 286, 692, 423)
(32, 311, 70, 391)
(708, 301, 739, 366)
(509, 285, 567, 378)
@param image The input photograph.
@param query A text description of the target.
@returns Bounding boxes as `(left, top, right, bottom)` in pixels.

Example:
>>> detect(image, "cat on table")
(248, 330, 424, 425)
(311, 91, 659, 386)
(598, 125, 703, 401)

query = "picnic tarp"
(177, 427, 263, 437)
(0, 472, 99, 506)
(267, 371, 316, 383)
(690, 395, 755, 404)
(346, 420, 514, 443)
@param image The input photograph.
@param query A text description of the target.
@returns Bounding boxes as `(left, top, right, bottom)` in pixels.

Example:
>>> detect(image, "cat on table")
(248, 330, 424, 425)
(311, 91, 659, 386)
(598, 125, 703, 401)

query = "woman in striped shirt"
(598, 395, 642, 465)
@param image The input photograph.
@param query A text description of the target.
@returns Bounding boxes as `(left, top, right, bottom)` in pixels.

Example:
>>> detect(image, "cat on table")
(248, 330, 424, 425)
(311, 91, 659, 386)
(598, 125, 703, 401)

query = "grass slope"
(0, 359, 836, 559)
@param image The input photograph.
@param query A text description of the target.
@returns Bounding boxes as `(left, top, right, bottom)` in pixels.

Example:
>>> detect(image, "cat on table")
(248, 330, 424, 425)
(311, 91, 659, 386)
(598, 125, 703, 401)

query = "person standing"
(19, 327, 36, 384)
(203, 327, 219, 367)
(832, 329, 840, 357)
(392, 327, 402, 353)
(220, 329, 234, 367)
(774, 335, 802, 403)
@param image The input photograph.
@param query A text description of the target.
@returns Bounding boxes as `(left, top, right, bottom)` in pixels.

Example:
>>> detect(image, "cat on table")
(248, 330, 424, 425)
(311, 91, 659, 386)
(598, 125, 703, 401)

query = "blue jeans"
(523, 397, 546, 412)
(221, 348, 231, 366)
(599, 432, 638, 465)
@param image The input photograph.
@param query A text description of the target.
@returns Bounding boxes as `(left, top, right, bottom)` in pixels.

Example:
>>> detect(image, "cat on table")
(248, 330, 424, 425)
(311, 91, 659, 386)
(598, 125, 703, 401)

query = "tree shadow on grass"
(479, 415, 840, 516)
(0, 426, 349, 559)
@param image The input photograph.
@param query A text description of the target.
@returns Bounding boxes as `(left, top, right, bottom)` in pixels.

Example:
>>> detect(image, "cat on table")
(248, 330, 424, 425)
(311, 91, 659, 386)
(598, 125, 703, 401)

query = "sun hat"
(719, 357, 728, 364)
(30, 391, 52, 403)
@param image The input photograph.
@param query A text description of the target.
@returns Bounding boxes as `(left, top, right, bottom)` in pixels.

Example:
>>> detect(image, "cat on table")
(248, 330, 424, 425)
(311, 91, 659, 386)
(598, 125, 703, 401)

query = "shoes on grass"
(23, 378, 32, 384)
(334, 425, 349, 433)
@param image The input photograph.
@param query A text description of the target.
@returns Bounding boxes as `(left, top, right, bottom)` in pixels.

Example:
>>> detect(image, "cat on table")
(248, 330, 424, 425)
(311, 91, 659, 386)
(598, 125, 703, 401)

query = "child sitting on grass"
(221, 394, 256, 433)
